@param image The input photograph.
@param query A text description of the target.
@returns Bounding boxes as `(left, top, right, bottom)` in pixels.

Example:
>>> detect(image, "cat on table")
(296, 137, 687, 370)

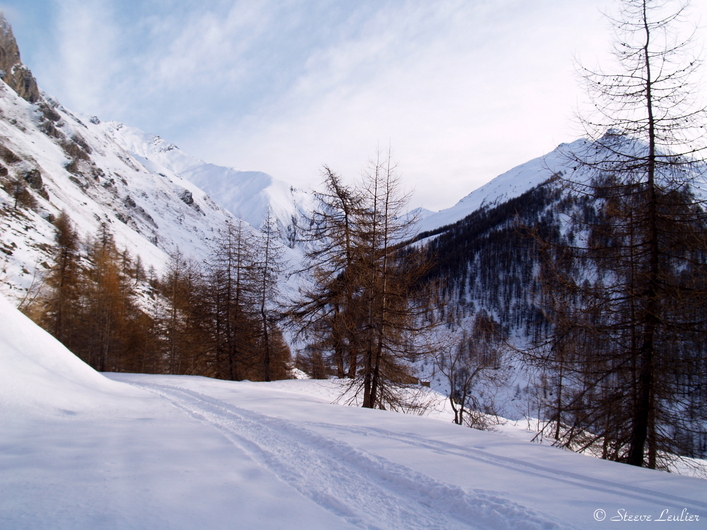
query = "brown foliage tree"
(535, 0, 707, 468)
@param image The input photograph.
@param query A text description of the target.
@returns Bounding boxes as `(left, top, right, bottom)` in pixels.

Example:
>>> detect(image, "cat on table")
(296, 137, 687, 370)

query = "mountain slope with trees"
(409, 0, 707, 469)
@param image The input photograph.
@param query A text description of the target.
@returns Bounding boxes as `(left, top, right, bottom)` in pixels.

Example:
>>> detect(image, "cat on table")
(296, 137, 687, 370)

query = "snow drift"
(0, 293, 139, 416)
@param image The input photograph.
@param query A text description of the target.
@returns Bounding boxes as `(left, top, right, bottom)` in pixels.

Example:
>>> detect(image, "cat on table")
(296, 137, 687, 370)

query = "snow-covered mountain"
(416, 133, 707, 239)
(415, 138, 590, 236)
(0, 14, 308, 302)
(101, 122, 315, 247)
(0, 79, 234, 299)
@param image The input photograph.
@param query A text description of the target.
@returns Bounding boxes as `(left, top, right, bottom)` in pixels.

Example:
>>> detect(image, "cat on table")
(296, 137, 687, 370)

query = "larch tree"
(204, 219, 258, 380)
(253, 208, 289, 381)
(292, 151, 436, 409)
(538, 0, 707, 468)
(160, 249, 210, 375)
(357, 151, 419, 409)
(291, 167, 364, 379)
(41, 211, 82, 348)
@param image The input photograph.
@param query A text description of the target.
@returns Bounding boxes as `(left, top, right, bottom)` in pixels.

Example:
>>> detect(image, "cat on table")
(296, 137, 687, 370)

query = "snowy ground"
(1, 294, 706, 529)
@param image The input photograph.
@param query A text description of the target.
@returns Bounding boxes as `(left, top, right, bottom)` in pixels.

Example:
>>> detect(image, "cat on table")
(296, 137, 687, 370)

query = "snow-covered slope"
(417, 135, 707, 237)
(416, 139, 590, 235)
(0, 293, 140, 416)
(0, 13, 312, 306)
(0, 80, 237, 300)
(102, 122, 315, 247)
(1, 291, 705, 529)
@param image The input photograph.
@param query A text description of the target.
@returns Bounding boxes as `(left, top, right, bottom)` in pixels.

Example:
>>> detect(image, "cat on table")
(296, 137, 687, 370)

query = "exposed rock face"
(0, 13, 40, 103)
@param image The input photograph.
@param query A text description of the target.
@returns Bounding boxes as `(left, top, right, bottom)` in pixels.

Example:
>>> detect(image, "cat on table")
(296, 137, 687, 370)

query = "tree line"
(25, 151, 447, 412)
(25, 211, 291, 381)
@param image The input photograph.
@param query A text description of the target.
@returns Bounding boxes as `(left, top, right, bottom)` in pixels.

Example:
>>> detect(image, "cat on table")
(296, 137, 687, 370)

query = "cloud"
(187, 0, 609, 210)
(40, 0, 122, 116)
(143, 2, 272, 90)
(16, 0, 707, 211)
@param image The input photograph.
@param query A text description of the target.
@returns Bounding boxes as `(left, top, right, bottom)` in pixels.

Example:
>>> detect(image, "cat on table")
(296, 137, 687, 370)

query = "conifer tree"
(205, 219, 258, 380)
(254, 209, 288, 381)
(79, 225, 134, 372)
(292, 151, 435, 409)
(291, 167, 364, 378)
(160, 250, 210, 375)
(538, 0, 707, 467)
(41, 211, 82, 348)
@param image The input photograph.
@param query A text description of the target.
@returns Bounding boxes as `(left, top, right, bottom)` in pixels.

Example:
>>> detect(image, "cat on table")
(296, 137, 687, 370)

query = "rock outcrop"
(0, 13, 40, 103)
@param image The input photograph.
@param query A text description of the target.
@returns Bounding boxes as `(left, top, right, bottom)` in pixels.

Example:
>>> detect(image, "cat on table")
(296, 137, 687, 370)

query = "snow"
(1, 293, 706, 529)
(101, 121, 315, 244)
(0, 294, 135, 416)
(415, 139, 590, 236)
(0, 83, 240, 301)
(416, 135, 707, 238)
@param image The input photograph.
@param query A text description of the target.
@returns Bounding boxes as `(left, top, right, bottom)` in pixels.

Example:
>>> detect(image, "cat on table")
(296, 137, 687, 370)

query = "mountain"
(101, 122, 315, 247)
(415, 139, 590, 237)
(0, 14, 306, 302)
(0, 79, 234, 299)
(408, 139, 594, 352)
(416, 133, 707, 240)
(409, 131, 707, 468)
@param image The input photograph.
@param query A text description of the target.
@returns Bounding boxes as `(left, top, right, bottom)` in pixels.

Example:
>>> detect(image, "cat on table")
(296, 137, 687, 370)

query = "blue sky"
(2, 0, 706, 211)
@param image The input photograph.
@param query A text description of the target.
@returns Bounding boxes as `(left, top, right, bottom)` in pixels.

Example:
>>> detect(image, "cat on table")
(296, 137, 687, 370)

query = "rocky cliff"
(0, 13, 40, 103)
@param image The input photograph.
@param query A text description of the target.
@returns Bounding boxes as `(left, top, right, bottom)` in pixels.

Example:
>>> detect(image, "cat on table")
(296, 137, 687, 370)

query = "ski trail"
(130, 381, 572, 530)
(302, 422, 707, 513)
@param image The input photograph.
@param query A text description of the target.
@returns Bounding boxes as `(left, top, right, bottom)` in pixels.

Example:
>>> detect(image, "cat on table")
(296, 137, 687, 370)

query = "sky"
(2, 0, 706, 212)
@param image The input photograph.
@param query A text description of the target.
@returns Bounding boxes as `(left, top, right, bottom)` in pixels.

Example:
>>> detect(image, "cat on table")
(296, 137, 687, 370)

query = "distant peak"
(0, 12, 40, 103)
(0, 12, 11, 35)
(150, 135, 179, 152)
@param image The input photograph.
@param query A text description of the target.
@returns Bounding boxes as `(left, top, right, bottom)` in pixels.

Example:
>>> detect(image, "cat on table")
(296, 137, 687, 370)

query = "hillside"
(0, 80, 234, 300)
(0, 14, 307, 303)
(1, 292, 705, 529)
(413, 139, 586, 236)
(100, 121, 315, 247)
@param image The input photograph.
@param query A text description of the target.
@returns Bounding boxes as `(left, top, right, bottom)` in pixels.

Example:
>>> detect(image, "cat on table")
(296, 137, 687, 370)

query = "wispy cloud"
(8, 0, 707, 210)
(188, 0, 614, 209)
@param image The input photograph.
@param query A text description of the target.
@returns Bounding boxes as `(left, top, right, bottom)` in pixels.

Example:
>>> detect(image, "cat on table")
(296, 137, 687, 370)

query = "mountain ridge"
(414, 138, 591, 237)
(100, 120, 315, 246)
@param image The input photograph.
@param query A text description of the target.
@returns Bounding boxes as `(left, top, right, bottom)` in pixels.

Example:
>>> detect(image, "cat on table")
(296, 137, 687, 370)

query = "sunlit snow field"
(1, 294, 705, 529)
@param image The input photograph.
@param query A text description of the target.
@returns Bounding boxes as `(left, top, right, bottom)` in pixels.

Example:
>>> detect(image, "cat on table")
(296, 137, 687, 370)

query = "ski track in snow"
(301, 422, 707, 514)
(128, 380, 570, 530)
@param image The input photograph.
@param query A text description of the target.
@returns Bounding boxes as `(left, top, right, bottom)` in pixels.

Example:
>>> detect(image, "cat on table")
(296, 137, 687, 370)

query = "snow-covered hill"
(102, 121, 315, 247)
(1, 291, 705, 529)
(0, 81, 238, 300)
(415, 139, 590, 236)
